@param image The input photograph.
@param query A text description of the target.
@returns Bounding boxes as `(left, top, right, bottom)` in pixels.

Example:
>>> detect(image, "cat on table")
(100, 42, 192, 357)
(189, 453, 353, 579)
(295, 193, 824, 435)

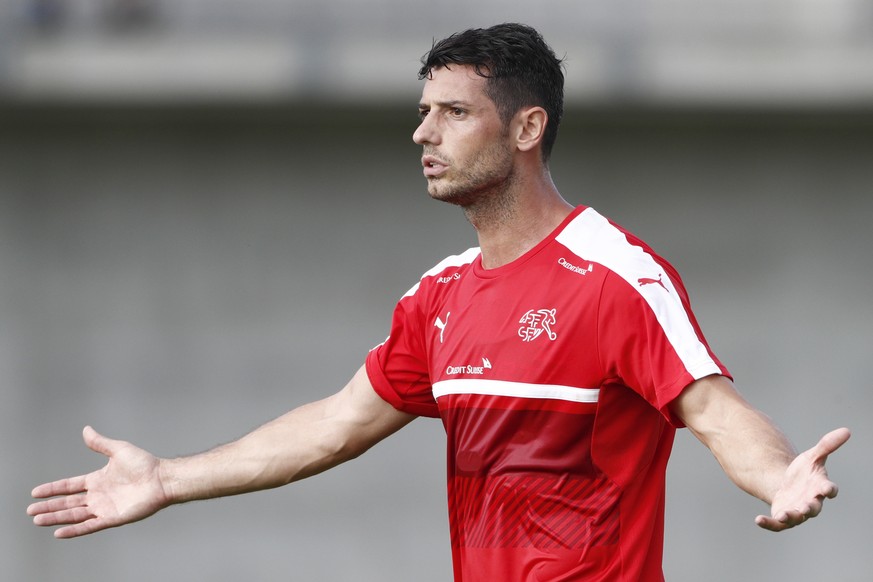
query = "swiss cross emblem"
(518, 308, 558, 342)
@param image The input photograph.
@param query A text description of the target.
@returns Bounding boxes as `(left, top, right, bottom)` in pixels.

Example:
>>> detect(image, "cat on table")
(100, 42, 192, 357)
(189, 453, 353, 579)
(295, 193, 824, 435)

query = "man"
(29, 23, 849, 581)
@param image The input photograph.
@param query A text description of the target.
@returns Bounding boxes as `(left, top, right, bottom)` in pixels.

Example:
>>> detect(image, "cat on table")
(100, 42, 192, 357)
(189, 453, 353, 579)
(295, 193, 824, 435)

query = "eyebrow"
(418, 99, 474, 111)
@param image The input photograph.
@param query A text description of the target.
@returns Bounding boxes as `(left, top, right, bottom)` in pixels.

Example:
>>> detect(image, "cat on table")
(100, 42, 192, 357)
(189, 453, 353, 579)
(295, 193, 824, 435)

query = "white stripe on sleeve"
(556, 208, 721, 380)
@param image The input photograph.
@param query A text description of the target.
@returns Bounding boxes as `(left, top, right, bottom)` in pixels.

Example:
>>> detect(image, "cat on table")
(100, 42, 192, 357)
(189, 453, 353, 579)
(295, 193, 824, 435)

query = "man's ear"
(514, 107, 548, 153)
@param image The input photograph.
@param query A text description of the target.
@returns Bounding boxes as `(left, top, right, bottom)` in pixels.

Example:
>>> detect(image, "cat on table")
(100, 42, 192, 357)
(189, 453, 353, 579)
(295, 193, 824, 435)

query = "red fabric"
(366, 206, 729, 581)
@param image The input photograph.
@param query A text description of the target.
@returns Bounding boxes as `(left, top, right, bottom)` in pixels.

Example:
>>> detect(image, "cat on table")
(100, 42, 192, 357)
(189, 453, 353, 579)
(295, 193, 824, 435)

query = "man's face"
(413, 65, 515, 206)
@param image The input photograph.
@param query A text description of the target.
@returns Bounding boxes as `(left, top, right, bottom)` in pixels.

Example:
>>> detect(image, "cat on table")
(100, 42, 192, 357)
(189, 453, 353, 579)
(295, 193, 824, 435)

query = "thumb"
(812, 427, 851, 462)
(82, 425, 119, 457)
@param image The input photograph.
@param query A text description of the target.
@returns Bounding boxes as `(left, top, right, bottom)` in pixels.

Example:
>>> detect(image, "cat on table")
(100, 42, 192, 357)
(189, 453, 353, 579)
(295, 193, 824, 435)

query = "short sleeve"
(597, 269, 729, 426)
(366, 292, 440, 418)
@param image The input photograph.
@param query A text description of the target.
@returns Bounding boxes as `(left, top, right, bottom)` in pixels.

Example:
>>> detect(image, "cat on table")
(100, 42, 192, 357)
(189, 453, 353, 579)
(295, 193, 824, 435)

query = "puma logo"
(638, 274, 668, 291)
(434, 312, 450, 343)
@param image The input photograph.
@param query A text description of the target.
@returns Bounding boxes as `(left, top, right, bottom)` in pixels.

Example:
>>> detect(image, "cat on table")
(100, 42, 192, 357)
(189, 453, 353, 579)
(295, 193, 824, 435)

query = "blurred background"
(2, 1, 871, 581)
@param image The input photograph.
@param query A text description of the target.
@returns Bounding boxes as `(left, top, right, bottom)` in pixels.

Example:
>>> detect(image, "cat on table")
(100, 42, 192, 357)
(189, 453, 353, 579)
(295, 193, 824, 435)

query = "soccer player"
(28, 23, 849, 581)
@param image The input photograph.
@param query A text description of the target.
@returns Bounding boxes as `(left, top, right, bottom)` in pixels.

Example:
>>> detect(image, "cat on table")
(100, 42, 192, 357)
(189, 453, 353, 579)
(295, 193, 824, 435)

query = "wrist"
(157, 457, 190, 506)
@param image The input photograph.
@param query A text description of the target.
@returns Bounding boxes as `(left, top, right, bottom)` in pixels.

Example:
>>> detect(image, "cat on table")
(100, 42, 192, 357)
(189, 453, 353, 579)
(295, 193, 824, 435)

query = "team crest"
(518, 308, 558, 342)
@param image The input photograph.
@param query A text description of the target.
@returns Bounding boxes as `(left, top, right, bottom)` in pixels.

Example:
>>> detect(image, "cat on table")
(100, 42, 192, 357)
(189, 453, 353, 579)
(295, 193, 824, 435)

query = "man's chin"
(427, 183, 471, 207)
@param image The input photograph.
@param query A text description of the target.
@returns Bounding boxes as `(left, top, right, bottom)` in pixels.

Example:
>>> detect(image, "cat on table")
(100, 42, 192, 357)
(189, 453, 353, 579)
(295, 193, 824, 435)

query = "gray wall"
(3, 106, 871, 581)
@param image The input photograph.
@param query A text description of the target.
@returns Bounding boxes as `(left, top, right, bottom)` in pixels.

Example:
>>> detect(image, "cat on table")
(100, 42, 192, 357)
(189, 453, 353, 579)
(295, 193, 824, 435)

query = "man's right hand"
(28, 425, 169, 539)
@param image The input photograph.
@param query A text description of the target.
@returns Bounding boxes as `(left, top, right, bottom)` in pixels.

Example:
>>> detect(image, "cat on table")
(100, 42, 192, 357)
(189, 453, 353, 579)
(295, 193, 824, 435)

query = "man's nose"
(413, 115, 438, 145)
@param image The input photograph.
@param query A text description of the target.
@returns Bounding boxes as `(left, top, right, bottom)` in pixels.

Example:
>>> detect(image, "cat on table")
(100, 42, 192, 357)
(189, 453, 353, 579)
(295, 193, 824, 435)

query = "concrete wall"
(3, 105, 871, 581)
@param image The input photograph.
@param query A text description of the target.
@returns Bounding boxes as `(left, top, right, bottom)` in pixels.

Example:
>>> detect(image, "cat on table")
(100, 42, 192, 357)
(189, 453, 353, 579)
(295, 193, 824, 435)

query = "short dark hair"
(419, 23, 565, 162)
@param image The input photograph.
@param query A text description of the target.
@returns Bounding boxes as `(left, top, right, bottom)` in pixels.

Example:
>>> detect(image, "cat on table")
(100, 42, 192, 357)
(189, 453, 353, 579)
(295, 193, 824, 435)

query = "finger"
(806, 501, 823, 519)
(30, 475, 88, 499)
(790, 506, 816, 521)
(756, 512, 805, 532)
(756, 514, 790, 532)
(820, 480, 839, 500)
(757, 502, 824, 532)
(32, 505, 95, 528)
(54, 517, 108, 539)
(811, 427, 851, 461)
(27, 493, 88, 517)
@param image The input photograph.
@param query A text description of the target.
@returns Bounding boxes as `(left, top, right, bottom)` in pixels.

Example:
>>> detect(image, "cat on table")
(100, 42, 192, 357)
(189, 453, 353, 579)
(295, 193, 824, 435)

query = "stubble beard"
(425, 140, 518, 228)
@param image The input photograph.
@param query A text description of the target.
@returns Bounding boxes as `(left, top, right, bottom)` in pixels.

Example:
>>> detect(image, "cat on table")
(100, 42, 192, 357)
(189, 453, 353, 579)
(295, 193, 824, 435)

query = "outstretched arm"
(28, 365, 415, 539)
(670, 374, 850, 532)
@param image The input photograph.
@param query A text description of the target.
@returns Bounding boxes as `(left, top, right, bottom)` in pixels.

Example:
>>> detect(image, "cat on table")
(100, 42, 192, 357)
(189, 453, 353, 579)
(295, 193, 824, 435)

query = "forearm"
(676, 375, 797, 504)
(159, 366, 414, 506)
(160, 398, 354, 505)
(690, 402, 796, 503)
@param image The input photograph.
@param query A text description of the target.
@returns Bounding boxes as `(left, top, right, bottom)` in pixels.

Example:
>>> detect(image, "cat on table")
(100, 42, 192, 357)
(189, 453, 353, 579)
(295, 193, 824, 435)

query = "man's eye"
(450, 108, 464, 117)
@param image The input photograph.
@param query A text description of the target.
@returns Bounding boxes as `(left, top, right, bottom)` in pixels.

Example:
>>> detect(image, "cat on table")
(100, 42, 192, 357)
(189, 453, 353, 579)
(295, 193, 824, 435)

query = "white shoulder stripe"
(433, 379, 600, 403)
(556, 208, 721, 380)
(402, 247, 481, 298)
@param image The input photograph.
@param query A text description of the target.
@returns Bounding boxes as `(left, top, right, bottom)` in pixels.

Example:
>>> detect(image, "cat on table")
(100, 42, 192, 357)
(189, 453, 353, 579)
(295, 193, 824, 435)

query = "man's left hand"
(756, 427, 851, 532)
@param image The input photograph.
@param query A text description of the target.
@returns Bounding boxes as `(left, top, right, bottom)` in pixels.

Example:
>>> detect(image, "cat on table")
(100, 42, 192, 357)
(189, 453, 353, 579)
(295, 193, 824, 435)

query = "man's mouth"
(422, 155, 448, 178)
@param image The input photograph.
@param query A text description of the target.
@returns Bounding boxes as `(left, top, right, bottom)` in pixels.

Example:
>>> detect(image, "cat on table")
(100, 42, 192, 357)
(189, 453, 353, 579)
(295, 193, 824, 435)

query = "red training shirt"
(366, 206, 729, 581)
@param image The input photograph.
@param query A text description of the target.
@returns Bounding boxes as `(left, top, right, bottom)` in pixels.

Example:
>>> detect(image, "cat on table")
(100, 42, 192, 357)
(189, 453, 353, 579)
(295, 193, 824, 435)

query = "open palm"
(28, 426, 169, 539)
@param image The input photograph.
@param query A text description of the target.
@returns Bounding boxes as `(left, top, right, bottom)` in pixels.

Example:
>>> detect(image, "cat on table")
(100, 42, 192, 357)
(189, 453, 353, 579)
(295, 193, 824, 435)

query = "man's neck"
(466, 171, 574, 270)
